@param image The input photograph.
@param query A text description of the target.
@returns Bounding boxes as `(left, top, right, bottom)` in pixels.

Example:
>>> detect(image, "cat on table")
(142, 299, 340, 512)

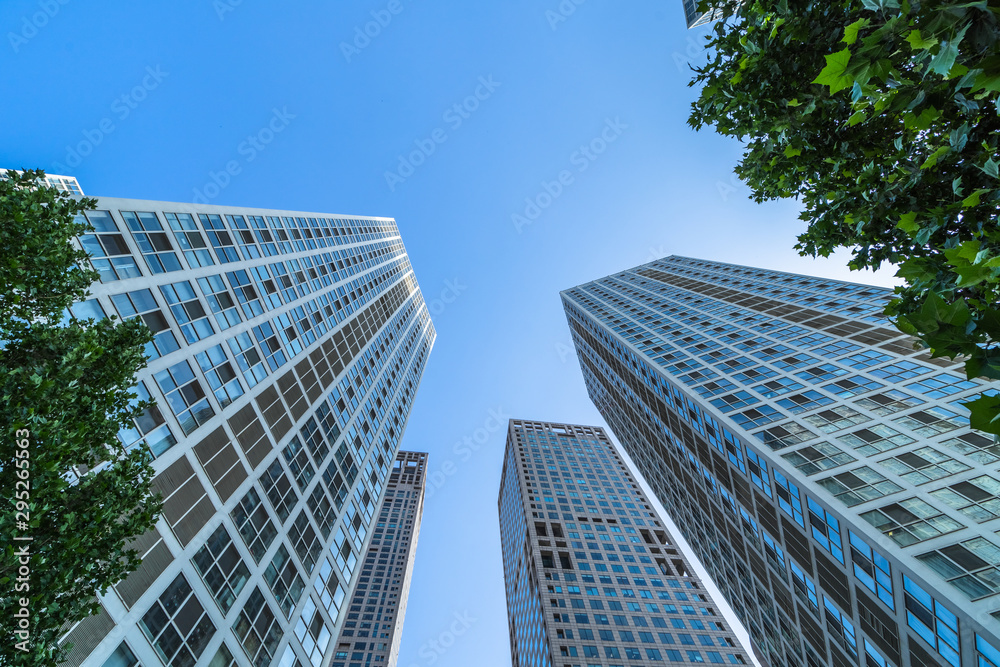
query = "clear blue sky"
(1, 1, 900, 665)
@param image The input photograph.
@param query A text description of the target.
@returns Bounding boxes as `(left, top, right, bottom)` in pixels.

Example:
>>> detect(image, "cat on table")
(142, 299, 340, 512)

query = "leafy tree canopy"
(0, 170, 160, 665)
(689, 0, 1000, 431)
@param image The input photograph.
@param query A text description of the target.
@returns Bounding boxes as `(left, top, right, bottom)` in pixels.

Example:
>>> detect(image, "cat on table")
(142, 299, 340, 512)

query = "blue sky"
(2, 1, 901, 665)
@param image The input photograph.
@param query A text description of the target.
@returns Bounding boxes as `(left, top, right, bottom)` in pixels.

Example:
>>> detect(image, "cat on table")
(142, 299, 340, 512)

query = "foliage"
(0, 170, 161, 665)
(689, 0, 1000, 431)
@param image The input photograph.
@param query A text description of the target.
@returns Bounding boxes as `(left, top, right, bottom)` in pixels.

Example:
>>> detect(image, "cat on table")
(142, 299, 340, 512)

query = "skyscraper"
(54, 193, 436, 667)
(498, 418, 751, 667)
(1, 167, 84, 194)
(562, 256, 1000, 667)
(331, 450, 427, 667)
(680, 0, 722, 29)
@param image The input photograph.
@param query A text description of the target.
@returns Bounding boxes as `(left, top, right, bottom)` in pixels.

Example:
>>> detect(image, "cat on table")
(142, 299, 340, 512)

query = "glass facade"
(562, 255, 1000, 667)
(57, 197, 435, 667)
(498, 419, 750, 667)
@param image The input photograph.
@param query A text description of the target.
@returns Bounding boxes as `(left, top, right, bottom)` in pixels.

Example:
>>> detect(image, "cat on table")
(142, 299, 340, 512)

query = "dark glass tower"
(331, 451, 427, 667)
(499, 418, 751, 667)
(562, 256, 1000, 667)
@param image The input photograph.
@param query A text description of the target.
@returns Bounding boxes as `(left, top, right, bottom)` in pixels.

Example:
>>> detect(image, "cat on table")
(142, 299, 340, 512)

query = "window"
(807, 498, 843, 563)
(710, 391, 758, 413)
(264, 544, 306, 618)
(232, 588, 283, 667)
(197, 275, 242, 330)
(313, 558, 347, 619)
(192, 524, 250, 614)
(231, 487, 278, 562)
(795, 363, 848, 383)
(790, 561, 818, 616)
(861, 498, 964, 547)
(228, 331, 268, 387)
(295, 597, 332, 667)
(918, 536, 1000, 600)
(772, 353, 817, 371)
(259, 459, 298, 522)
(879, 447, 970, 485)
(289, 510, 322, 574)
(753, 377, 803, 398)
(838, 424, 915, 456)
(122, 210, 182, 273)
(139, 574, 215, 666)
(745, 449, 771, 497)
(774, 471, 804, 527)
(849, 531, 894, 609)
(101, 642, 140, 667)
(196, 345, 245, 408)
(308, 485, 337, 538)
(870, 360, 931, 382)
(893, 407, 965, 436)
(694, 378, 737, 398)
(816, 467, 901, 506)
(823, 597, 858, 660)
(842, 350, 891, 369)
(165, 212, 214, 268)
(824, 375, 884, 397)
(200, 213, 243, 263)
(153, 360, 215, 435)
(903, 575, 960, 667)
(782, 442, 855, 475)
(754, 422, 816, 451)
(207, 643, 238, 667)
(977, 634, 1000, 667)
(940, 431, 1000, 464)
(904, 373, 980, 399)
(762, 532, 786, 574)
(730, 405, 784, 430)
(776, 390, 834, 414)
(852, 389, 921, 416)
(284, 437, 316, 490)
(111, 289, 180, 359)
(161, 281, 215, 344)
(802, 406, 869, 433)
(814, 340, 861, 358)
(78, 210, 143, 282)
(118, 382, 177, 457)
(931, 474, 1000, 522)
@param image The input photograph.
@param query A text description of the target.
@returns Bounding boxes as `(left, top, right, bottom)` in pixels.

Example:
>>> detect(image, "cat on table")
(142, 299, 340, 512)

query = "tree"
(0, 169, 161, 665)
(688, 0, 1000, 432)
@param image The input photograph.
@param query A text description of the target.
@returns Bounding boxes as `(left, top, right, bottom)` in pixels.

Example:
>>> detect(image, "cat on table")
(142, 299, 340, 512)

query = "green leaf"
(981, 158, 999, 179)
(906, 29, 938, 50)
(843, 18, 871, 45)
(897, 212, 919, 234)
(962, 393, 1000, 435)
(784, 145, 802, 157)
(813, 48, 853, 94)
(921, 145, 951, 170)
(848, 110, 866, 126)
(963, 189, 990, 207)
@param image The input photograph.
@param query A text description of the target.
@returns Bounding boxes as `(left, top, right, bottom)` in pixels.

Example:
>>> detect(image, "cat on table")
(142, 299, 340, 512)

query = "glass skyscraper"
(562, 256, 1000, 667)
(331, 450, 427, 667)
(498, 418, 751, 667)
(55, 193, 436, 667)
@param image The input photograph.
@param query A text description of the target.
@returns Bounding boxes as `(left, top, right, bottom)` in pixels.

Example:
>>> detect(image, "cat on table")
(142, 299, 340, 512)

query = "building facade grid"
(562, 255, 1000, 667)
